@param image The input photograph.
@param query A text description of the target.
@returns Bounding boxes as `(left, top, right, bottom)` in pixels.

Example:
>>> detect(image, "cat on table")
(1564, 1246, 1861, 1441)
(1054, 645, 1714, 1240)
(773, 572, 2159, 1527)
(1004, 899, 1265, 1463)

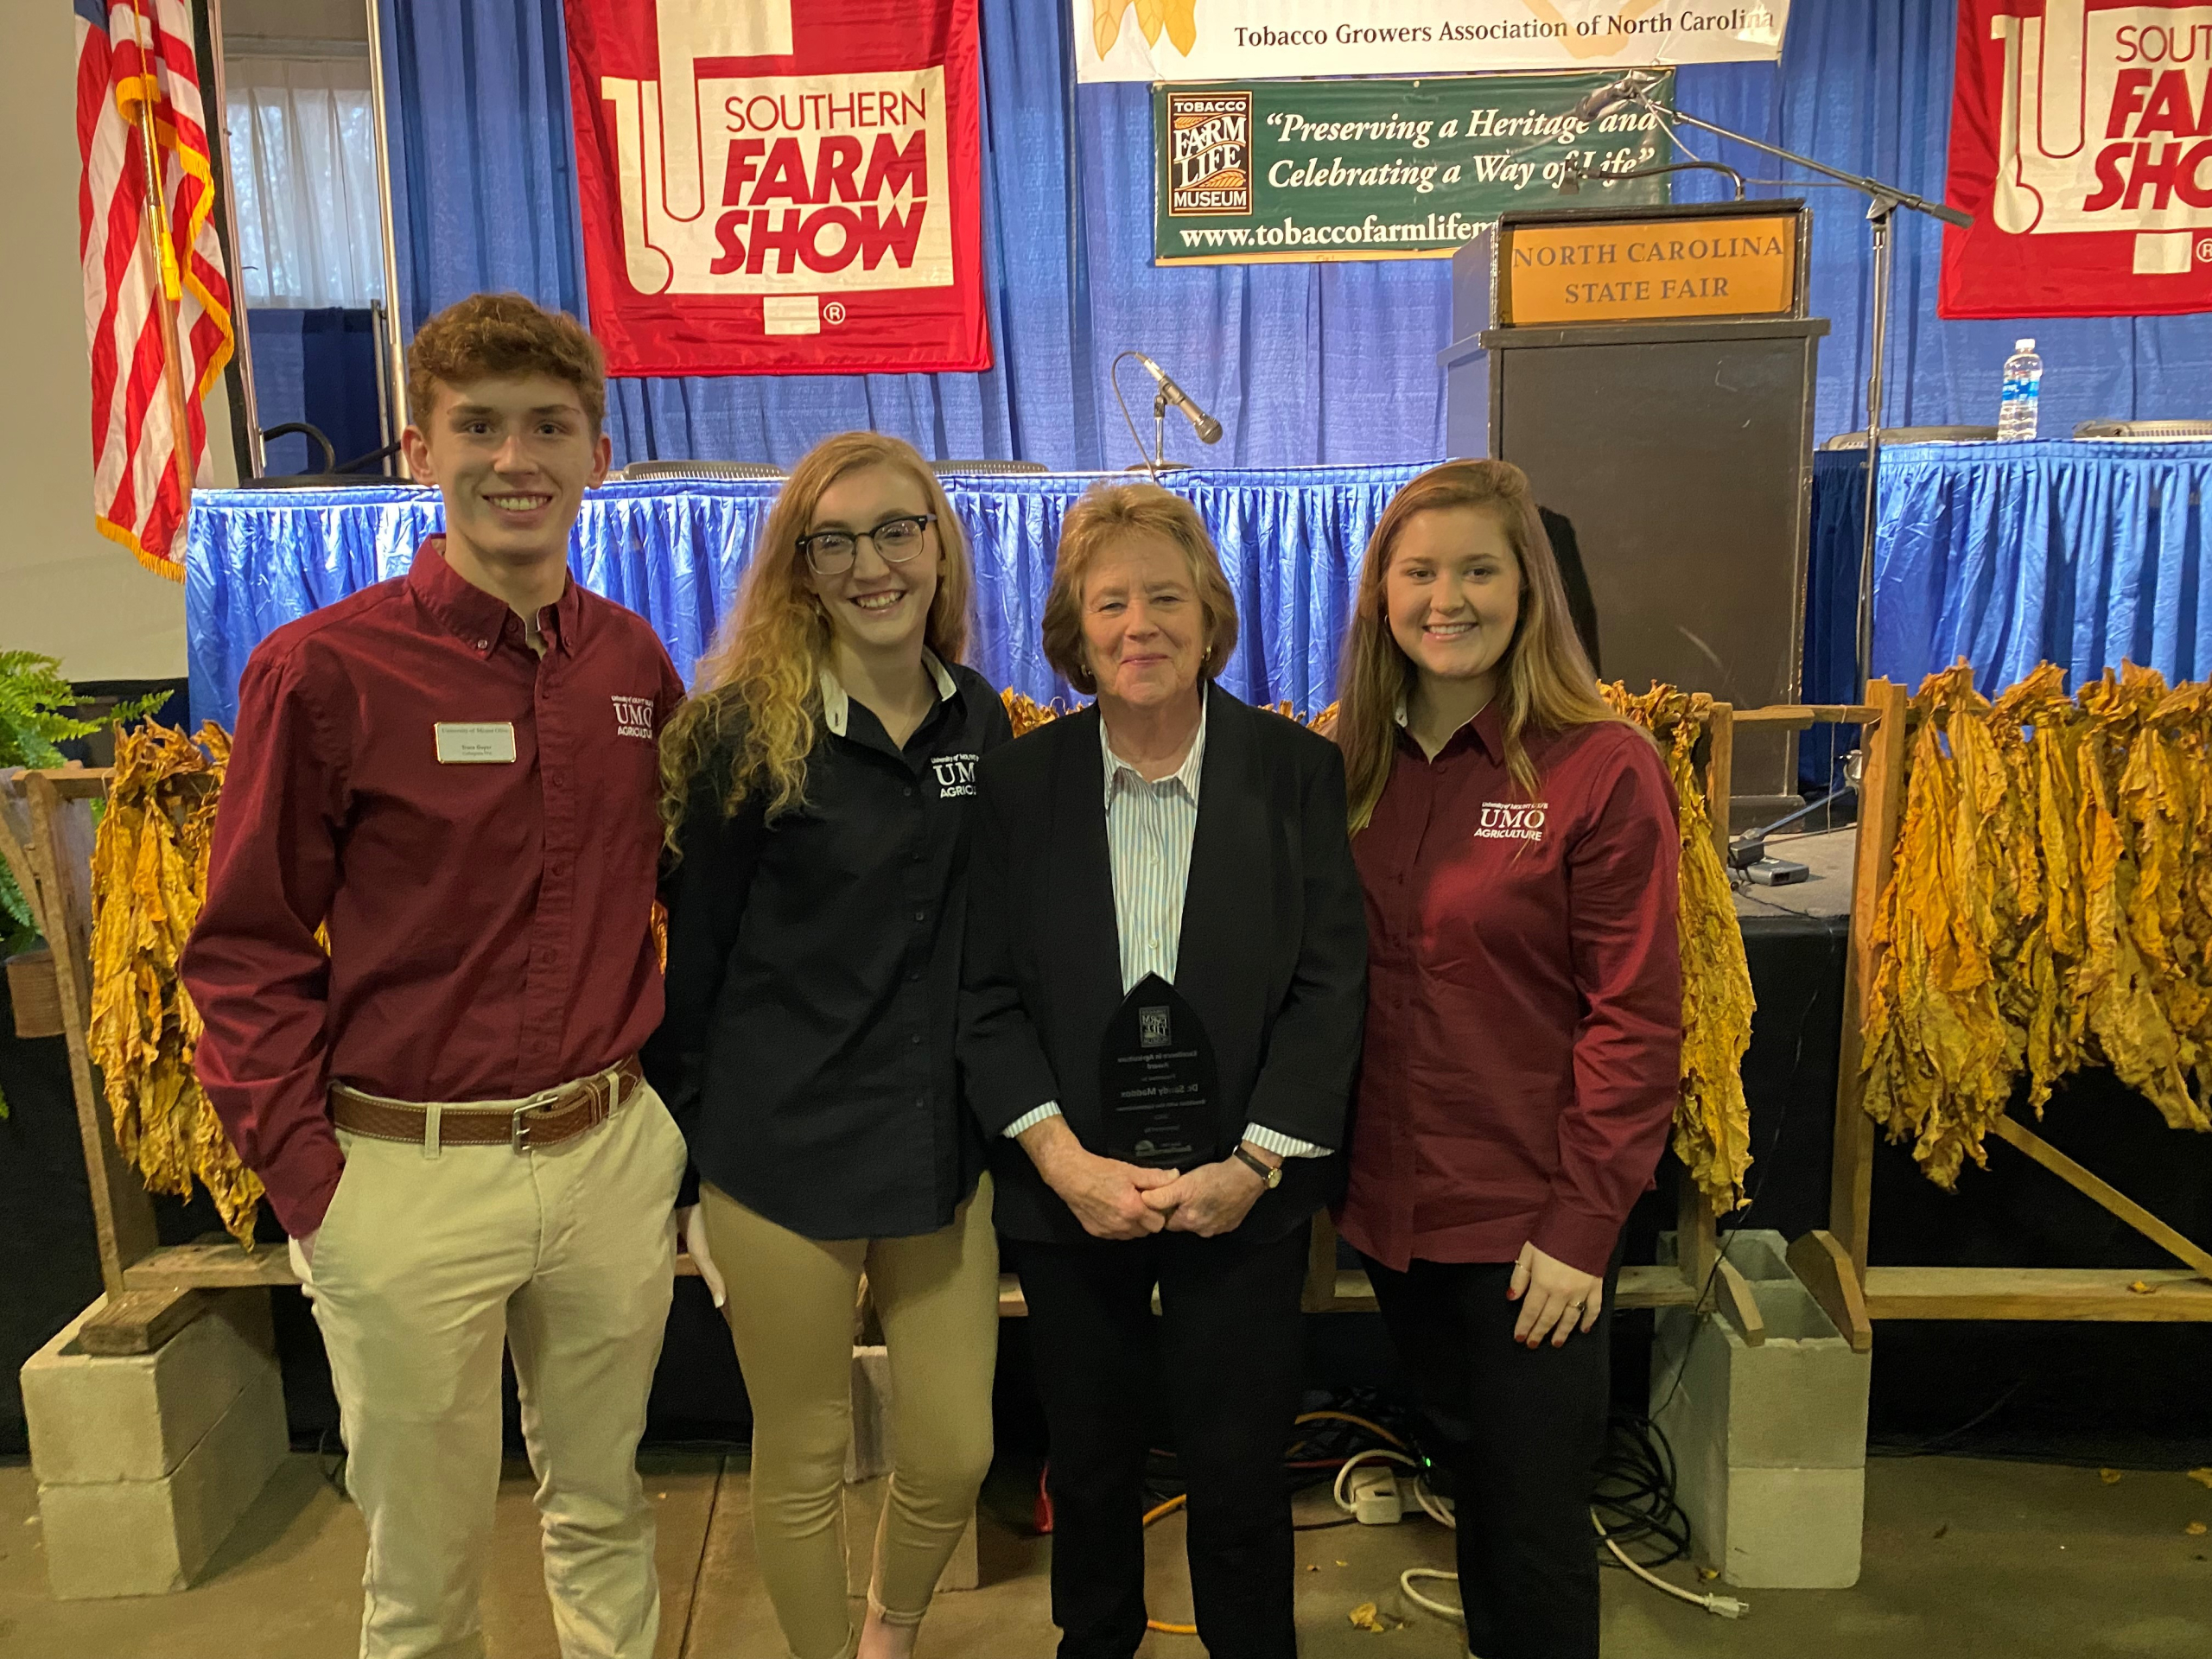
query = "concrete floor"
(2, 1452, 2209, 1658)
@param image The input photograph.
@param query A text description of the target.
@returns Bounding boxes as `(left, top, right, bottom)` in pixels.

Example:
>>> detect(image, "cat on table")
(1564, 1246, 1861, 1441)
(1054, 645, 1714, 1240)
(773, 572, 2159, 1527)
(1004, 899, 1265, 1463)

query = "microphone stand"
(1618, 89, 1972, 706)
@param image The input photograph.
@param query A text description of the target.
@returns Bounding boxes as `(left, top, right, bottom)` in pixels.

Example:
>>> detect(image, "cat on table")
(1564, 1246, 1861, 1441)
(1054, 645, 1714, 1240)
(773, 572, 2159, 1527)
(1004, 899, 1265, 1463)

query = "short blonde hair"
(1041, 483, 1239, 695)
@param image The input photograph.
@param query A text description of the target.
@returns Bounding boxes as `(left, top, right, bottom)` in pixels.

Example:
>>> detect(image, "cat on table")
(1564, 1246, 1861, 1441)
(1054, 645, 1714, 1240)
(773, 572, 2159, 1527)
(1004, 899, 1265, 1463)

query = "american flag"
(74, 0, 234, 579)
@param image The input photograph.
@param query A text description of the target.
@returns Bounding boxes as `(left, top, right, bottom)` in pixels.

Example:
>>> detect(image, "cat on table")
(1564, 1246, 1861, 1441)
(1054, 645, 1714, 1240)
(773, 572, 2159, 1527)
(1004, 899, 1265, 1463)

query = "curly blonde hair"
(659, 433, 974, 839)
(1334, 460, 1631, 832)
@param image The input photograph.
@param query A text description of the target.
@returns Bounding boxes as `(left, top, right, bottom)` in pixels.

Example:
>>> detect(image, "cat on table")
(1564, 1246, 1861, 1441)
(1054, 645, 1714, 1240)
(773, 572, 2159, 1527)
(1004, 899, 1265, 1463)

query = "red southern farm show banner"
(563, 0, 988, 374)
(1942, 1, 2212, 318)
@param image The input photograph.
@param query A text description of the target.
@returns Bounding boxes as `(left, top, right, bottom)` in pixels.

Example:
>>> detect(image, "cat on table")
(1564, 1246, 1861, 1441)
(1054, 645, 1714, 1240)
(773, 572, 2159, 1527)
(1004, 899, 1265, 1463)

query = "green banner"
(1154, 71, 1675, 265)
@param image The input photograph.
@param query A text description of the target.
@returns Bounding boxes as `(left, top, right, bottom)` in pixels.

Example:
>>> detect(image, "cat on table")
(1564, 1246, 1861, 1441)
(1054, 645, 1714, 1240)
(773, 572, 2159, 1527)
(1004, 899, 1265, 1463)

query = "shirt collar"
(819, 649, 959, 739)
(1101, 697, 1209, 804)
(1395, 691, 1503, 760)
(408, 537, 580, 659)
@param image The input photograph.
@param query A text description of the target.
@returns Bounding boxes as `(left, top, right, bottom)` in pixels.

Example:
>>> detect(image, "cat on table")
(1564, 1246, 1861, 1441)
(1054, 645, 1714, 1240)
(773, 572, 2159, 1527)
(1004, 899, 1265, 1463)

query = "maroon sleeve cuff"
(257, 1124, 346, 1239)
(1529, 1200, 1624, 1281)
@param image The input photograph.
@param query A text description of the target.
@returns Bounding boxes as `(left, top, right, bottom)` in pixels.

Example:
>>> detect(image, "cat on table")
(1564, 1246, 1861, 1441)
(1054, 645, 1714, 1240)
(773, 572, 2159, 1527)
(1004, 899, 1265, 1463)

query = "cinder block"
(22, 1293, 276, 1485)
(1652, 1230, 1869, 1589)
(1699, 1465, 1865, 1589)
(38, 1360, 288, 1599)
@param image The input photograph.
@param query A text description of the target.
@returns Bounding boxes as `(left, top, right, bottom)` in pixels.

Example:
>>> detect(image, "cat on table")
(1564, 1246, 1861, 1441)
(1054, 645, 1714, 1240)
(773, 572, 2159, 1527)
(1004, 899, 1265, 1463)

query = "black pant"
(1010, 1224, 1311, 1659)
(1363, 1250, 1624, 1659)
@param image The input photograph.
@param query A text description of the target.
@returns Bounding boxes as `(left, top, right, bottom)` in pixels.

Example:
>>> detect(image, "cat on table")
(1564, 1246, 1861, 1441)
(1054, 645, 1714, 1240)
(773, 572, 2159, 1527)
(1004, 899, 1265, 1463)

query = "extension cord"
(1345, 1465, 1404, 1525)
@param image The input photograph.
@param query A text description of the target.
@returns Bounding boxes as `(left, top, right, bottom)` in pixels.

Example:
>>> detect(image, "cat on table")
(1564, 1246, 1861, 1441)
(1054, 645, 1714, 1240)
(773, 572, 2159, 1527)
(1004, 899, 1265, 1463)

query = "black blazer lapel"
(1174, 685, 1272, 1059)
(1045, 707, 1125, 1097)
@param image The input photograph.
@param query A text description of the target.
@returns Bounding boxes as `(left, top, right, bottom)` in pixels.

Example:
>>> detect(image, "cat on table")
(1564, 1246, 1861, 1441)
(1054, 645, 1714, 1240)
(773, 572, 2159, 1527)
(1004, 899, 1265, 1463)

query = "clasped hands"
(1021, 1116, 1273, 1240)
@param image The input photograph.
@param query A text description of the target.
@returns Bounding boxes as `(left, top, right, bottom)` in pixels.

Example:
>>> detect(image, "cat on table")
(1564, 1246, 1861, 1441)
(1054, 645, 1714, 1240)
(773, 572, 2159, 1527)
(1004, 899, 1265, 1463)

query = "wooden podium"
(1440, 200, 1826, 820)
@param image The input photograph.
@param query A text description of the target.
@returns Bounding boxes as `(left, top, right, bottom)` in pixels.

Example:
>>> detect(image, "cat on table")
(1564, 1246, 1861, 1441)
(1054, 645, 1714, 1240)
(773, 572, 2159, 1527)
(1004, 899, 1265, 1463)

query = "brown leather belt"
(329, 1057, 645, 1153)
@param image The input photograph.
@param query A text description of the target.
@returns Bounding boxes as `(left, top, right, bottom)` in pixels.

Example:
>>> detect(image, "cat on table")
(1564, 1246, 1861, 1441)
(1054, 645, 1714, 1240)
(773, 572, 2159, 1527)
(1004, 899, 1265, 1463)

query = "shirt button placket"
(521, 654, 575, 1079)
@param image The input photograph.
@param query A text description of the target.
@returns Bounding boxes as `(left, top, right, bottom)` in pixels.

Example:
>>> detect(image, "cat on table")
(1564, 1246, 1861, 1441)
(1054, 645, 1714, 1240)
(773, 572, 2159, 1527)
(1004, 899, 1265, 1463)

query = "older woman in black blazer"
(961, 482, 1367, 1659)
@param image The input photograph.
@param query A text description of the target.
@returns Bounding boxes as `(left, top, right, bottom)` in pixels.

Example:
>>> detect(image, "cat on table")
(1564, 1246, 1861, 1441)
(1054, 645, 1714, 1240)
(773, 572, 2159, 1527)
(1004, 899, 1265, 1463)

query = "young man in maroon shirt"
(183, 295, 691, 1659)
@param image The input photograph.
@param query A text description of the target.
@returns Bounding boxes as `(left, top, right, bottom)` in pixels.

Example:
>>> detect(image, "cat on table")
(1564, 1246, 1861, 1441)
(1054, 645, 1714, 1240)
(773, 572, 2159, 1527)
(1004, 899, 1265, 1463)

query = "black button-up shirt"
(645, 657, 1011, 1240)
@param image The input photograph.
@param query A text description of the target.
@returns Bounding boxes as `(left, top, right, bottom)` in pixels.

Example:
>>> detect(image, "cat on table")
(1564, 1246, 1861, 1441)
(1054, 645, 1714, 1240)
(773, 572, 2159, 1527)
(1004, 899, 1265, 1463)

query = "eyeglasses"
(797, 513, 936, 576)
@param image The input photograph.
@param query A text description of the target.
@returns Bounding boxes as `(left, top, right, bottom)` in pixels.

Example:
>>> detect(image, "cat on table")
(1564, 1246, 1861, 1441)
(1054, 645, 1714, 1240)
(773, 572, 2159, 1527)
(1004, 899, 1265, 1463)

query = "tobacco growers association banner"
(1157, 72, 1674, 264)
(563, 0, 988, 375)
(1942, 1, 2212, 318)
(1084, 1, 1786, 80)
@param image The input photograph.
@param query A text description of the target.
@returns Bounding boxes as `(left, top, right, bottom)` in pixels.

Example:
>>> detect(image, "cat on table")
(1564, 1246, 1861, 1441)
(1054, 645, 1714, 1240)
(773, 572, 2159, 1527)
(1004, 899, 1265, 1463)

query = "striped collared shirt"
(1004, 702, 1326, 1161)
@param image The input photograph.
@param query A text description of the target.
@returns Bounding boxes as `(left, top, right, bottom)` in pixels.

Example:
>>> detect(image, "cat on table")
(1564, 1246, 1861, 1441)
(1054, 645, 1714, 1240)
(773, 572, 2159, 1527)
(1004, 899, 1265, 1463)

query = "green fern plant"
(0, 653, 162, 1118)
(0, 652, 163, 954)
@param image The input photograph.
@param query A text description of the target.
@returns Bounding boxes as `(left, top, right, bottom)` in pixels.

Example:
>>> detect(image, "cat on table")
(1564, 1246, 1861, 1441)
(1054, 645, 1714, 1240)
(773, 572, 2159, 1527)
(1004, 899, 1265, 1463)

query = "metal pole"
(364, 0, 410, 469)
(200, 0, 264, 479)
(1855, 204, 1895, 702)
(127, 0, 194, 505)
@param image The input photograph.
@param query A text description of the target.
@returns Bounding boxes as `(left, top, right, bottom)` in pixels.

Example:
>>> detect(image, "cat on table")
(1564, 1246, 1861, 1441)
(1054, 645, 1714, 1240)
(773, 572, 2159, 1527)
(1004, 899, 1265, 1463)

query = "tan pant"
(298, 1070, 687, 1659)
(702, 1178, 1000, 1659)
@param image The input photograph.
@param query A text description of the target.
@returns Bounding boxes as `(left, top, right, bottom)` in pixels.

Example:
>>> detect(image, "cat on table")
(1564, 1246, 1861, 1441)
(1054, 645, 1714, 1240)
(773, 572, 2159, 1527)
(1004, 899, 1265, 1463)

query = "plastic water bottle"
(1998, 339, 2043, 442)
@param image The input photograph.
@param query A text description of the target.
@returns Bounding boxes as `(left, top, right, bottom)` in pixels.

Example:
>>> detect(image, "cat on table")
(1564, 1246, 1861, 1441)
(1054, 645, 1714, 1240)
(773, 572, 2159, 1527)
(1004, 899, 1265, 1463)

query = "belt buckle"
(509, 1086, 565, 1154)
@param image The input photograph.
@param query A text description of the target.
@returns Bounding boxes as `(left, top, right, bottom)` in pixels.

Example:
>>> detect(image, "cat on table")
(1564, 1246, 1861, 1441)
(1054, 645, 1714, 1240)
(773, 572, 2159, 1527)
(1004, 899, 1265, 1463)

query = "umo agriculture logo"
(1989, 1, 2212, 271)
(1167, 92, 1253, 214)
(594, 0, 953, 323)
(1474, 801, 1548, 842)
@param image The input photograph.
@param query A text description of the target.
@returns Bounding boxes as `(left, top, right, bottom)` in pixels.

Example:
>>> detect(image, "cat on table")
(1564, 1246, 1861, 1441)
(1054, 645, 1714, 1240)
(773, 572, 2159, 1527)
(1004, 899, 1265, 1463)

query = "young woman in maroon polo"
(1332, 460, 1681, 1659)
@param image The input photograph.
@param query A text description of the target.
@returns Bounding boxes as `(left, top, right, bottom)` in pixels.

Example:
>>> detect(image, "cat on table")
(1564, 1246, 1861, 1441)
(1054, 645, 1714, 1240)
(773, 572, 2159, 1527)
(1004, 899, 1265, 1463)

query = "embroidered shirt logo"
(612, 696, 656, 740)
(1473, 801, 1548, 842)
(931, 753, 978, 797)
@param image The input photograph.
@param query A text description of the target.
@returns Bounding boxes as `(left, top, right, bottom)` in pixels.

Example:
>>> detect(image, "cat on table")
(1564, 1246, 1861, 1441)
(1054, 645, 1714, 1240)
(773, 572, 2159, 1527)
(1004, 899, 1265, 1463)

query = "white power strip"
(1345, 1465, 1405, 1525)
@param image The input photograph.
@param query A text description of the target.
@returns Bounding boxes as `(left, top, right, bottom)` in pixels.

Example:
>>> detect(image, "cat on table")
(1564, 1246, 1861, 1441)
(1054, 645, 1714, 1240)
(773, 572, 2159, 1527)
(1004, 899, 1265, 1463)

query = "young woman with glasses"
(645, 432, 1011, 1659)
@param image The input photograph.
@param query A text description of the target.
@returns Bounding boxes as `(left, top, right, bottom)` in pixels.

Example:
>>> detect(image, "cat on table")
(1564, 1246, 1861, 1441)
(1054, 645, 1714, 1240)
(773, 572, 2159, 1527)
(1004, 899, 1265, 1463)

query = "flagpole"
(365, 0, 410, 472)
(127, 0, 196, 508)
(200, 0, 264, 479)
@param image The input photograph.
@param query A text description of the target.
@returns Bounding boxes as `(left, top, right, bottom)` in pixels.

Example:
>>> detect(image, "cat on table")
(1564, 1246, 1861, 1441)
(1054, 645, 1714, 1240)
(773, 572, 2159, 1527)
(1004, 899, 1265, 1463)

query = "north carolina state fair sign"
(564, 0, 988, 374)
(1943, 1, 2212, 317)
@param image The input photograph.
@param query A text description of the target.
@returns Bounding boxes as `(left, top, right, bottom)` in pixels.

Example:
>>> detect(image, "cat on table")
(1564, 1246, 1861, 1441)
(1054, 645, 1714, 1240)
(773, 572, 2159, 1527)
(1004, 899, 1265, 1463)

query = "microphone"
(1569, 70, 1658, 124)
(1135, 353, 1223, 445)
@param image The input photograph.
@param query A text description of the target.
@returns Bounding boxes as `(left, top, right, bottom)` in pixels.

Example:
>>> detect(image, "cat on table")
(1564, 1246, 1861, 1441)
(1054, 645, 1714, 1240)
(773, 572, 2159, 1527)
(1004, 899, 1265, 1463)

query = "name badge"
(434, 722, 518, 765)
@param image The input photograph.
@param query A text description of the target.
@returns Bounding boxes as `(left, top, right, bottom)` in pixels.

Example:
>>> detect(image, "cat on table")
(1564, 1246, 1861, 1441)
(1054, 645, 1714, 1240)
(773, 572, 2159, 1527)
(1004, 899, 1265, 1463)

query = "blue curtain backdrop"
(376, 0, 2212, 472)
(187, 469, 1417, 729)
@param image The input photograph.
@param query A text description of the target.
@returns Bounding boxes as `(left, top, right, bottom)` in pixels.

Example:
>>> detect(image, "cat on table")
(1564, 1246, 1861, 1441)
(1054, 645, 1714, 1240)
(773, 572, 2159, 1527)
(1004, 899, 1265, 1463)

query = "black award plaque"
(1098, 973, 1217, 1169)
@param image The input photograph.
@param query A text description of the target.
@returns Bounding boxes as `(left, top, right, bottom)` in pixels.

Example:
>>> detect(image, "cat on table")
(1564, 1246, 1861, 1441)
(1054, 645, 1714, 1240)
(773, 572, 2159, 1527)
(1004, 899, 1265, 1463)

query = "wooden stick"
(1787, 1230, 1873, 1352)
(1675, 1160, 1718, 1294)
(1703, 701, 1734, 865)
(23, 772, 158, 1297)
(1991, 1116, 2212, 1281)
(1712, 1255, 1766, 1346)
(77, 1287, 207, 1357)
(1732, 704, 1885, 729)
(1301, 1211, 1341, 1313)
(1829, 680, 1909, 1277)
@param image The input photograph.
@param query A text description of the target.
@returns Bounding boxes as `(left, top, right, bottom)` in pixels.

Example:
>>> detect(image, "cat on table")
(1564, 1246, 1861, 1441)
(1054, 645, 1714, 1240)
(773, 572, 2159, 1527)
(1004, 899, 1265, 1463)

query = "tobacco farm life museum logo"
(1988, 1, 2212, 273)
(1167, 92, 1253, 215)
(594, 0, 953, 331)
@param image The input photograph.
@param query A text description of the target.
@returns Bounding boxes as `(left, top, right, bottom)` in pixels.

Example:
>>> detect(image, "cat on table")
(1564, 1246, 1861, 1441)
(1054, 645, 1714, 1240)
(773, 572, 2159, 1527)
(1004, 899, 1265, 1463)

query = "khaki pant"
(702, 1178, 999, 1659)
(298, 1070, 688, 1659)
